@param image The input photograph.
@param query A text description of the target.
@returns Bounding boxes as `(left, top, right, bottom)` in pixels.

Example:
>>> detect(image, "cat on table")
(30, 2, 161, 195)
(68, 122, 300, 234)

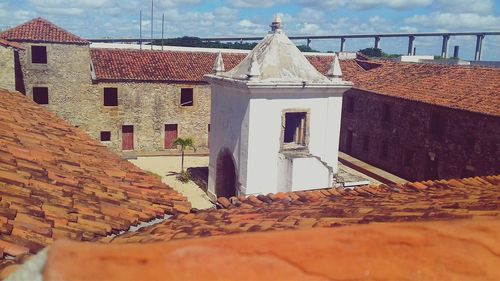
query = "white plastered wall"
(207, 82, 251, 198)
(245, 87, 344, 195)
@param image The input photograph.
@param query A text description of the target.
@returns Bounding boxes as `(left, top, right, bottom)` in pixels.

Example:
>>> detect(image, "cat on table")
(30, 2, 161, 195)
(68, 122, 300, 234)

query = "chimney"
(453, 45, 459, 58)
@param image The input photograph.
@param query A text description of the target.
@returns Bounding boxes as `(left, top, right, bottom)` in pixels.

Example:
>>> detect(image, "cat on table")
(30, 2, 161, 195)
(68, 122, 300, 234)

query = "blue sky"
(0, 0, 499, 60)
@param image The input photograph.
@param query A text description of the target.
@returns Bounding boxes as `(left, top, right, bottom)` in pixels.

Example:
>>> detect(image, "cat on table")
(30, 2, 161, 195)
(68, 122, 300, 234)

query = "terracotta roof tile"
(348, 60, 500, 117)
(91, 48, 500, 116)
(108, 175, 500, 244)
(90, 48, 246, 82)
(42, 219, 500, 281)
(0, 18, 88, 44)
(0, 88, 189, 267)
(0, 39, 24, 50)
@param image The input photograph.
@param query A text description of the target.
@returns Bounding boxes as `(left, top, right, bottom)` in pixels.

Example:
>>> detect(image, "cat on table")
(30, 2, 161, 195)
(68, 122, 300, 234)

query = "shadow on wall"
(187, 166, 208, 192)
(215, 148, 237, 198)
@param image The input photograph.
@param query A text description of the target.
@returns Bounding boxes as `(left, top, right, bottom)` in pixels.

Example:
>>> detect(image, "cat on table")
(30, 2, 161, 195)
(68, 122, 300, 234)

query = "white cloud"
(435, 0, 493, 15)
(348, 0, 432, 10)
(156, 0, 200, 8)
(28, 0, 115, 15)
(298, 0, 432, 10)
(228, 0, 289, 8)
(405, 12, 500, 31)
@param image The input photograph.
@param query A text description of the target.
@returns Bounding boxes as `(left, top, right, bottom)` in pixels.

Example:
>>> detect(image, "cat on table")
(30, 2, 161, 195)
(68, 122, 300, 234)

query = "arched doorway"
(215, 148, 237, 198)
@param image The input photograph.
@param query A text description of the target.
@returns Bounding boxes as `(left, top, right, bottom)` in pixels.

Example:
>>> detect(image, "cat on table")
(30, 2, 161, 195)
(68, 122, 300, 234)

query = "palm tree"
(173, 137, 196, 172)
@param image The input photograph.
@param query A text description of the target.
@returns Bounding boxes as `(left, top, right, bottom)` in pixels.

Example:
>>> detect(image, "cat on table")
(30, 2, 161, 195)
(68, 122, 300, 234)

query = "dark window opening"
(345, 96, 354, 113)
(32, 87, 48, 104)
(104, 88, 118, 106)
(180, 88, 194, 106)
(362, 135, 369, 152)
(430, 112, 446, 138)
(100, 131, 111, 141)
(207, 124, 211, 147)
(381, 103, 391, 123)
(379, 140, 389, 160)
(284, 112, 307, 146)
(31, 46, 47, 64)
(403, 149, 415, 168)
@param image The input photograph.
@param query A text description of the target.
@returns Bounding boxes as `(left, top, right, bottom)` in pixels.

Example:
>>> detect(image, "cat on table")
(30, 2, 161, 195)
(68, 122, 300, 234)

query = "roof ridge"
(214, 175, 500, 209)
(0, 17, 88, 44)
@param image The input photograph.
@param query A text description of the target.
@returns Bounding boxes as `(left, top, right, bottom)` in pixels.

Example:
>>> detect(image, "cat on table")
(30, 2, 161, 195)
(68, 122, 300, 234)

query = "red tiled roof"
(0, 18, 88, 44)
(90, 48, 246, 82)
(350, 61, 500, 117)
(0, 39, 24, 50)
(91, 48, 500, 116)
(0, 88, 189, 269)
(108, 175, 500, 244)
(43, 219, 500, 281)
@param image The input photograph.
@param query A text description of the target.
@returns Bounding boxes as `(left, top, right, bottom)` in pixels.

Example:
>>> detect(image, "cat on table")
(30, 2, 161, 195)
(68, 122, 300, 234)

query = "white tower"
(205, 15, 352, 199)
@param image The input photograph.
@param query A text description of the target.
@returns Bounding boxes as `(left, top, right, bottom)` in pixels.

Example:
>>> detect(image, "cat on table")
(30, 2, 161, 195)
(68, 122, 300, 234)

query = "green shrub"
(177, 170, 191, 183)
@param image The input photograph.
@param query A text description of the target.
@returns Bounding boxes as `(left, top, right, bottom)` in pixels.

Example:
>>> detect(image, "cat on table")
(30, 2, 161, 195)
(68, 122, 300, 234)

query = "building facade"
(206, 17, 352, 198)
(1, 17, 498, 183)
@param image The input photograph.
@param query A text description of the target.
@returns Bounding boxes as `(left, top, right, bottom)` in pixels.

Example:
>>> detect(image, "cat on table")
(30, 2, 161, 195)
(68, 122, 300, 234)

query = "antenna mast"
(139, 10, 142, 49)
(151, 0, 154, 50)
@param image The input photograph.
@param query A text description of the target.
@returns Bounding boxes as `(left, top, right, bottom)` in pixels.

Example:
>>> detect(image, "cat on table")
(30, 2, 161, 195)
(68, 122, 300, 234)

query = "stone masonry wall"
(0, 47, 16, 91)
(340, 89, 500, 181)
(16, 42, 211, 155)
(84, 82, 211, 154)
(18, 42, 92, 126)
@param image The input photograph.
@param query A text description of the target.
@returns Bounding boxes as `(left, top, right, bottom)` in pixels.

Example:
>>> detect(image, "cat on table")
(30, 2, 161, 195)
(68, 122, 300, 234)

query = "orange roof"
(0, 18, 88, 44)
(42, 219, 500, 281)
(350, 60, 500, 117)
(108, 175, 500, 244)
(90, 48, 246, 82)
(0, 39, 24, 50)
(91, 48, 500, 116)
(0, 88, 189, 267)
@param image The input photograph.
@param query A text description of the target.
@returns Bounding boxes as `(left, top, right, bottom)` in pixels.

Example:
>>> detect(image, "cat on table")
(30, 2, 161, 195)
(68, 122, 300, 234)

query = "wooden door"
(164, 124, 178, 149)
(122, 125, 134, 150)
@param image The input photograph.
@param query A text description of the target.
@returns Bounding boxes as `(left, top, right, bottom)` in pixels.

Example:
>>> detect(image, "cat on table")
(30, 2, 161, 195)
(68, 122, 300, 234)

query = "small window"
(32, 87, 48, 104)
(345, 96, 354, 113)
(381, 103, 391, 123)
(283, 112, 307, 147)
(31, 46, 47, 64)
(403, 149, 414, 167)
(100, 131, 111, 141)
(104, 88, 118, 106)
(430, 112, 446, 138)
(180, 88, 194, 106)
(379, 140, 389, 160)
(362, 135, 369, 152)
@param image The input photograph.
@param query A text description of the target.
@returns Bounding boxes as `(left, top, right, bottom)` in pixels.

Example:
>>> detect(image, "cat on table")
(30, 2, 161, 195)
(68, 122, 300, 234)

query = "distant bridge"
(89, 31, 500, 61)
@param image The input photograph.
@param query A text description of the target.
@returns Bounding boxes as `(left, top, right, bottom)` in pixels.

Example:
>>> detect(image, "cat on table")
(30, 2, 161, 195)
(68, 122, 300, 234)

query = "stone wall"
(15, 42, 211, 155)
(339, 89, 500, 181)
(17, 42, 92, 125)
(84, 82, 211, 154)
(0, 47, 16, 91)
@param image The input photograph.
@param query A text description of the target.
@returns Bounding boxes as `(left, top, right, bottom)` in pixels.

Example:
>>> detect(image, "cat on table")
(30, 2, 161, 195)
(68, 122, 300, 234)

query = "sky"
(0, 0, 499, 60)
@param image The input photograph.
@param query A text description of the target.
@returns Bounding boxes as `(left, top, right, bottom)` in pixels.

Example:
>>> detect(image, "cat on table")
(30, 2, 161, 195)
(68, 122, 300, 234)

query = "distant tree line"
(358, 47, 400, 59)
(150, 36, 319, 52)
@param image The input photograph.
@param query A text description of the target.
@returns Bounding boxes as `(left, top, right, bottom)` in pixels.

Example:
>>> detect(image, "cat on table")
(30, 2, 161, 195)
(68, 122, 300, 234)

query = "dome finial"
(246, 53, 260, 80)
(213, 51, 225, 75)
(327, 53, 343, 81)
(270, 14, 282, 33)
